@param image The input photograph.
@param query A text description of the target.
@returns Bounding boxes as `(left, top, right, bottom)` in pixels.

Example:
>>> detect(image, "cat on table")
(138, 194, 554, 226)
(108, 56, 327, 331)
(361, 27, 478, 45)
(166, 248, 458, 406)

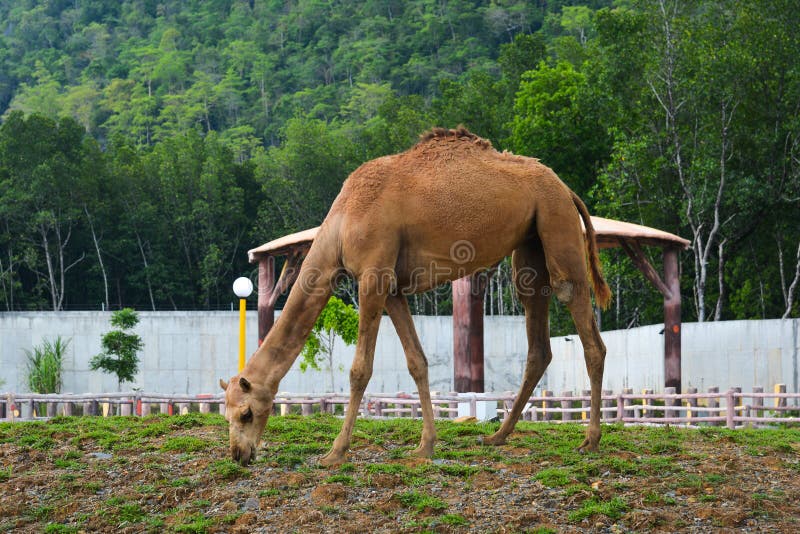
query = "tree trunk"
(783, 240, 800, 319)
(85, 207, 109, 310)
(135, 232, 157, 311)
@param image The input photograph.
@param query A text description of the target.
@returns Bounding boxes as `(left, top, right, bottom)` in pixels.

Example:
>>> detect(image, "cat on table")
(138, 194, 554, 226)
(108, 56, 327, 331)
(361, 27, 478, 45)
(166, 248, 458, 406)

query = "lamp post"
(233, 277, 254, 371)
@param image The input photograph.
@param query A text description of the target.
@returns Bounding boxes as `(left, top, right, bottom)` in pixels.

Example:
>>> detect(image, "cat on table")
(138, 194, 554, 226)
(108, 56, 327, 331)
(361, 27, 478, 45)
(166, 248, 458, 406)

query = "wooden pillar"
(663, 246, 681, 392)
(453, 274, 486, 393)
(257, 255, 276, 345)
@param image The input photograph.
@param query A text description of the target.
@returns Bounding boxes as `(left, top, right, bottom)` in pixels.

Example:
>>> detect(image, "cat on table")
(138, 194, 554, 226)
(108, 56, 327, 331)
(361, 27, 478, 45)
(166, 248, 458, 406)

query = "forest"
(0, 0, 798, 334)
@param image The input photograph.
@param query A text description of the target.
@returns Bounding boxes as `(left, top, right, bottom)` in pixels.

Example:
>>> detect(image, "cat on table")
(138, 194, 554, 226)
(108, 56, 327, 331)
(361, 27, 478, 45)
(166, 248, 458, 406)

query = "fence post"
(601, 389, 613, 421)
(84, 400, 98, 417)
(752, 386, 764, 422)
(581, 389, 591, 422)
(664, 387, 676, 420)
(448, 392, 459, 421)
(726, 389, 736, 429)
(8, 394, 16, 421)
(642, 389, 653, 420)
(774, 383, 786, 409)
(62, 401, 73, 417)
(561, 391, 573, 422)
(707, 386, 719, 426)
(141, 401, 152, 416)
(159, 402, 170, 415)
(623, 388, 634, 420)
(686, 387, 698, 423)
(46, 399, 58, 418)
(542, 390, 553, 421)
(120, 397, 132, 416)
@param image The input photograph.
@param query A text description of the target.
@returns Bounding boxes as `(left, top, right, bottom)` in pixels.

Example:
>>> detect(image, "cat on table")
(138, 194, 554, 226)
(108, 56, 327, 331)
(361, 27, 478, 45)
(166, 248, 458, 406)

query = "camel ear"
(219, 378, 229, 391)
(239, 377, 252, 392)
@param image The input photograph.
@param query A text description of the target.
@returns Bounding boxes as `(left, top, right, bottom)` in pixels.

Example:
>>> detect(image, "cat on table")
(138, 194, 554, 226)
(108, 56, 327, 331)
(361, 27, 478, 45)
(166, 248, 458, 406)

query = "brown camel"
(220, 127, 611, 466)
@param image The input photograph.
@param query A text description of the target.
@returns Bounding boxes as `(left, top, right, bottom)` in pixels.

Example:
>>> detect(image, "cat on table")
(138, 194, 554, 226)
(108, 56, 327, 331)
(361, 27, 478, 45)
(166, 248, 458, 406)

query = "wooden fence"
(2, 385, 798, 429)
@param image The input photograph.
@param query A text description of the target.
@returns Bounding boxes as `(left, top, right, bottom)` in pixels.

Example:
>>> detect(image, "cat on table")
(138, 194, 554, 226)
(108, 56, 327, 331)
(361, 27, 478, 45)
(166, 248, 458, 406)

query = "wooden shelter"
(247, 217, 690, 392)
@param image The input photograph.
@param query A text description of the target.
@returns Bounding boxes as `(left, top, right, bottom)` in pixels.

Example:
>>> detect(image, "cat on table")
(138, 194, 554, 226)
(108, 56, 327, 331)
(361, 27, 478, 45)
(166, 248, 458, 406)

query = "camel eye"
(240, 408, 253, 423)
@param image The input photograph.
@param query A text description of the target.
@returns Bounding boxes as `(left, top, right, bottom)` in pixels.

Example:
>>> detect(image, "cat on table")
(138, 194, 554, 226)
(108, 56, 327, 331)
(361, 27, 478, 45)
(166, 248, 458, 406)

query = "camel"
(220, 127, 611, 466)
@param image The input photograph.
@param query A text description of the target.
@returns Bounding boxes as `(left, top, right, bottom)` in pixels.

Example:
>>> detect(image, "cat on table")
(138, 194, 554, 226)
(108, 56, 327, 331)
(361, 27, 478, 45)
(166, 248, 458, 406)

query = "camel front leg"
(318, 278, 387, 467)
(385, 294, 436, 458)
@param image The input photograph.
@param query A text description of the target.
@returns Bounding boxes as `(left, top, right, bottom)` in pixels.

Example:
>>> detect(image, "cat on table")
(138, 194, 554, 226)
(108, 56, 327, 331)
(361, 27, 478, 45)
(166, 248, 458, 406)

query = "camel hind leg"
(483, 239, 552, 445)
(538, 208, 607, 452)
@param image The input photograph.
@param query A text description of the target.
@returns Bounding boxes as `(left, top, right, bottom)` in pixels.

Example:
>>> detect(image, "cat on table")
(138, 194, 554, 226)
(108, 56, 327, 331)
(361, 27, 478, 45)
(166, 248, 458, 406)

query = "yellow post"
(238, 298, 246, 371)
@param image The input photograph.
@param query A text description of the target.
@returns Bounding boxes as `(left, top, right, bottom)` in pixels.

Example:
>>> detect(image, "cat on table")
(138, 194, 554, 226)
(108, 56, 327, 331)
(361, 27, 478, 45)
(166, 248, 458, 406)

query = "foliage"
(24, 336, 69, 394)
(90, 308, 143, 389)
(301, 296, 359, 391)
(0, 0, 797, 331)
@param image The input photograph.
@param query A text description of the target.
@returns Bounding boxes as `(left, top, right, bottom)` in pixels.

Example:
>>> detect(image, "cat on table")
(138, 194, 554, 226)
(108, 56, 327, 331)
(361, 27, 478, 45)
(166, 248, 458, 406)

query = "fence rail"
(2, 384, 798, 429)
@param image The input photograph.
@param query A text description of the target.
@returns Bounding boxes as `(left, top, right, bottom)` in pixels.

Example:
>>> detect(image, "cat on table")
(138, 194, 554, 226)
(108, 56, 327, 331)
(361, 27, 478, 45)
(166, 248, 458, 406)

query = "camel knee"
(350, 364, 372, 390)
(527, 347, 552, 368)
(406, 353, 429, 383)
(551, 279, 574, 304)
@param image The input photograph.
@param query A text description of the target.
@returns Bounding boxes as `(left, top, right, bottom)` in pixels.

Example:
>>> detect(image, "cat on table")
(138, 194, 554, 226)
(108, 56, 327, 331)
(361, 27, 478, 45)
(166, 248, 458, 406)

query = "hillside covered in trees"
(0, 0, 799, 333)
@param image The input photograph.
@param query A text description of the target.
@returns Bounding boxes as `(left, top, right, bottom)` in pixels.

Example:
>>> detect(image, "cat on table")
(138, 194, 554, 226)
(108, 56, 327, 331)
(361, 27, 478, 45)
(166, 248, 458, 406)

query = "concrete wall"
(1, 312, 798, 395)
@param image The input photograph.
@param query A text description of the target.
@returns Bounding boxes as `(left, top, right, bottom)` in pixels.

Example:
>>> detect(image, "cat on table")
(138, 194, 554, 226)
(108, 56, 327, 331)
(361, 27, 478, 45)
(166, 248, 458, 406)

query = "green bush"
(25, 337, 69, 394)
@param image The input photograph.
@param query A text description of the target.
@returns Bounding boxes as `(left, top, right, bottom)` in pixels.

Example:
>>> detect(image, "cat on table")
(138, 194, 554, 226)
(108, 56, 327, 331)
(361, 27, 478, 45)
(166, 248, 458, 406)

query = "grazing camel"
(220, 127, 611, 466)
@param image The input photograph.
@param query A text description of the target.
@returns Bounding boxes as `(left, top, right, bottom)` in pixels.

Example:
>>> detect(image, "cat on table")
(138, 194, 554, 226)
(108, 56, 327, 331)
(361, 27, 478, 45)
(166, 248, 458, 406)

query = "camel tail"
(571, 191, 612, 310)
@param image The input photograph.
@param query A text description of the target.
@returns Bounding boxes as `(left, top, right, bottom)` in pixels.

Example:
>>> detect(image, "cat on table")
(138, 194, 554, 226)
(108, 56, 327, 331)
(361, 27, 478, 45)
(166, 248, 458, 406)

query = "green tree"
(301, 296, 359, 392)
(90, 308, 144, 389)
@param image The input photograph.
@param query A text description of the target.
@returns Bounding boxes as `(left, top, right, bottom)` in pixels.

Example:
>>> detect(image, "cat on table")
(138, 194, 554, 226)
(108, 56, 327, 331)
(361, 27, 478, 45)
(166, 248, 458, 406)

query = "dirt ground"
(1, 413, 799, 533)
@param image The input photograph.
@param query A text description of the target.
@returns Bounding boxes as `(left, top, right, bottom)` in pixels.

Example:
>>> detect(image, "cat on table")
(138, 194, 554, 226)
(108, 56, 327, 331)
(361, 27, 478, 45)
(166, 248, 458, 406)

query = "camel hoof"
(479, 433, 507, 446)
(410, 444, 434, 458)
(318, 451, 346, 467)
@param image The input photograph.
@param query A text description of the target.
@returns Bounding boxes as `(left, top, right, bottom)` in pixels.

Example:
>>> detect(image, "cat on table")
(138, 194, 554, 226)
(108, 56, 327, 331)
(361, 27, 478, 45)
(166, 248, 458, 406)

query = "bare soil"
(1, 413, 799, 533)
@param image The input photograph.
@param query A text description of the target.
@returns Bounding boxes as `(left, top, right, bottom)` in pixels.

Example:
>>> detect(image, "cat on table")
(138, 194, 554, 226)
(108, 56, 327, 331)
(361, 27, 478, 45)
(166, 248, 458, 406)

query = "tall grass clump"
(25, 337, 69, 394)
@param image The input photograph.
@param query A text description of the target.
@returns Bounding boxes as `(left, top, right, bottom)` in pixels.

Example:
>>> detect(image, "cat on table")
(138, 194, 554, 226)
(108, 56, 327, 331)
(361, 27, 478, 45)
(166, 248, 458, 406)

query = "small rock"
(88, 452, 112, 460)
(243, 497, 260, 511)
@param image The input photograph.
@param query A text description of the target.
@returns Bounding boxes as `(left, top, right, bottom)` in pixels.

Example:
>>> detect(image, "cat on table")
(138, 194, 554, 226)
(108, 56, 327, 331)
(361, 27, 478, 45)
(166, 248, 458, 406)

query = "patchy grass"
(1, 413, 799, 532)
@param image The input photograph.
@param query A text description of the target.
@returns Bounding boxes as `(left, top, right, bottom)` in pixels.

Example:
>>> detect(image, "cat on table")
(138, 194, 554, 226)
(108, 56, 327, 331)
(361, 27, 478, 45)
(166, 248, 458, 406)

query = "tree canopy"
(0, 0, 799, 332)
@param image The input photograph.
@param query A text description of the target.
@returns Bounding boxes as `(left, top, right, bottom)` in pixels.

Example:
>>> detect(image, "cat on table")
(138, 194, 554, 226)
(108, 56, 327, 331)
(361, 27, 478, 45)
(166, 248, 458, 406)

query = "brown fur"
(221, 127, 609, 466)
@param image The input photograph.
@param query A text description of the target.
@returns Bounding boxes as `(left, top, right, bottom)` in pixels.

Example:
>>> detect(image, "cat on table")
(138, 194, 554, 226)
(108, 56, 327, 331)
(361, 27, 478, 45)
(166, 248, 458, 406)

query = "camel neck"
(244, 238, 337, 395)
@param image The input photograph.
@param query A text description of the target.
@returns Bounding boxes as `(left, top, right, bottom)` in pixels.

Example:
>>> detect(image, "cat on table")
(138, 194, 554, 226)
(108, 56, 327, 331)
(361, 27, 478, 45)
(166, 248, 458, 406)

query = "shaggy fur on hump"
(417, 126, 493, 149)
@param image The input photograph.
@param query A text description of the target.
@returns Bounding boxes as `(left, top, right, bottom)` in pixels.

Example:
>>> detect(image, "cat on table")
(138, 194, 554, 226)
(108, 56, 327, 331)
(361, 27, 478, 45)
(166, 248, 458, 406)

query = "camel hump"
(416, 126, 492, 149)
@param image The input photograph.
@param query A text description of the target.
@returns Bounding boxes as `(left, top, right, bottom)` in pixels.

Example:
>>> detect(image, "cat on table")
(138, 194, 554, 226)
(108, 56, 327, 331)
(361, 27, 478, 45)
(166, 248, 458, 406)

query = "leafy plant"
(90, 308, 143, 390)
(25, 337, 69, 394)
(300, 296, 358, 392)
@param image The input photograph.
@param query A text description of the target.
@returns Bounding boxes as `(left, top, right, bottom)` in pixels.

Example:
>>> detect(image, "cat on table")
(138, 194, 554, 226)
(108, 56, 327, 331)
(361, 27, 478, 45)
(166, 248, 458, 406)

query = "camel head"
(219, 375, 273, 466)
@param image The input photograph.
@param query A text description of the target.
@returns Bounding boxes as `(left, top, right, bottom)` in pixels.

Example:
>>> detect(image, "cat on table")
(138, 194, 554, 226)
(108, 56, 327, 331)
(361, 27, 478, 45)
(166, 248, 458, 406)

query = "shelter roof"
(248, 217, 689, 262)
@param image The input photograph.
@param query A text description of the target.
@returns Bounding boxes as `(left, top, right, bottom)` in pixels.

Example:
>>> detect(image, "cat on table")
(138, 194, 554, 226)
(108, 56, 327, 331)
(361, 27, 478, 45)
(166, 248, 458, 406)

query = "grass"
(568, 496, 628, 522)
(397, 490, 448, 513)
(1, 413, 799, 532)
